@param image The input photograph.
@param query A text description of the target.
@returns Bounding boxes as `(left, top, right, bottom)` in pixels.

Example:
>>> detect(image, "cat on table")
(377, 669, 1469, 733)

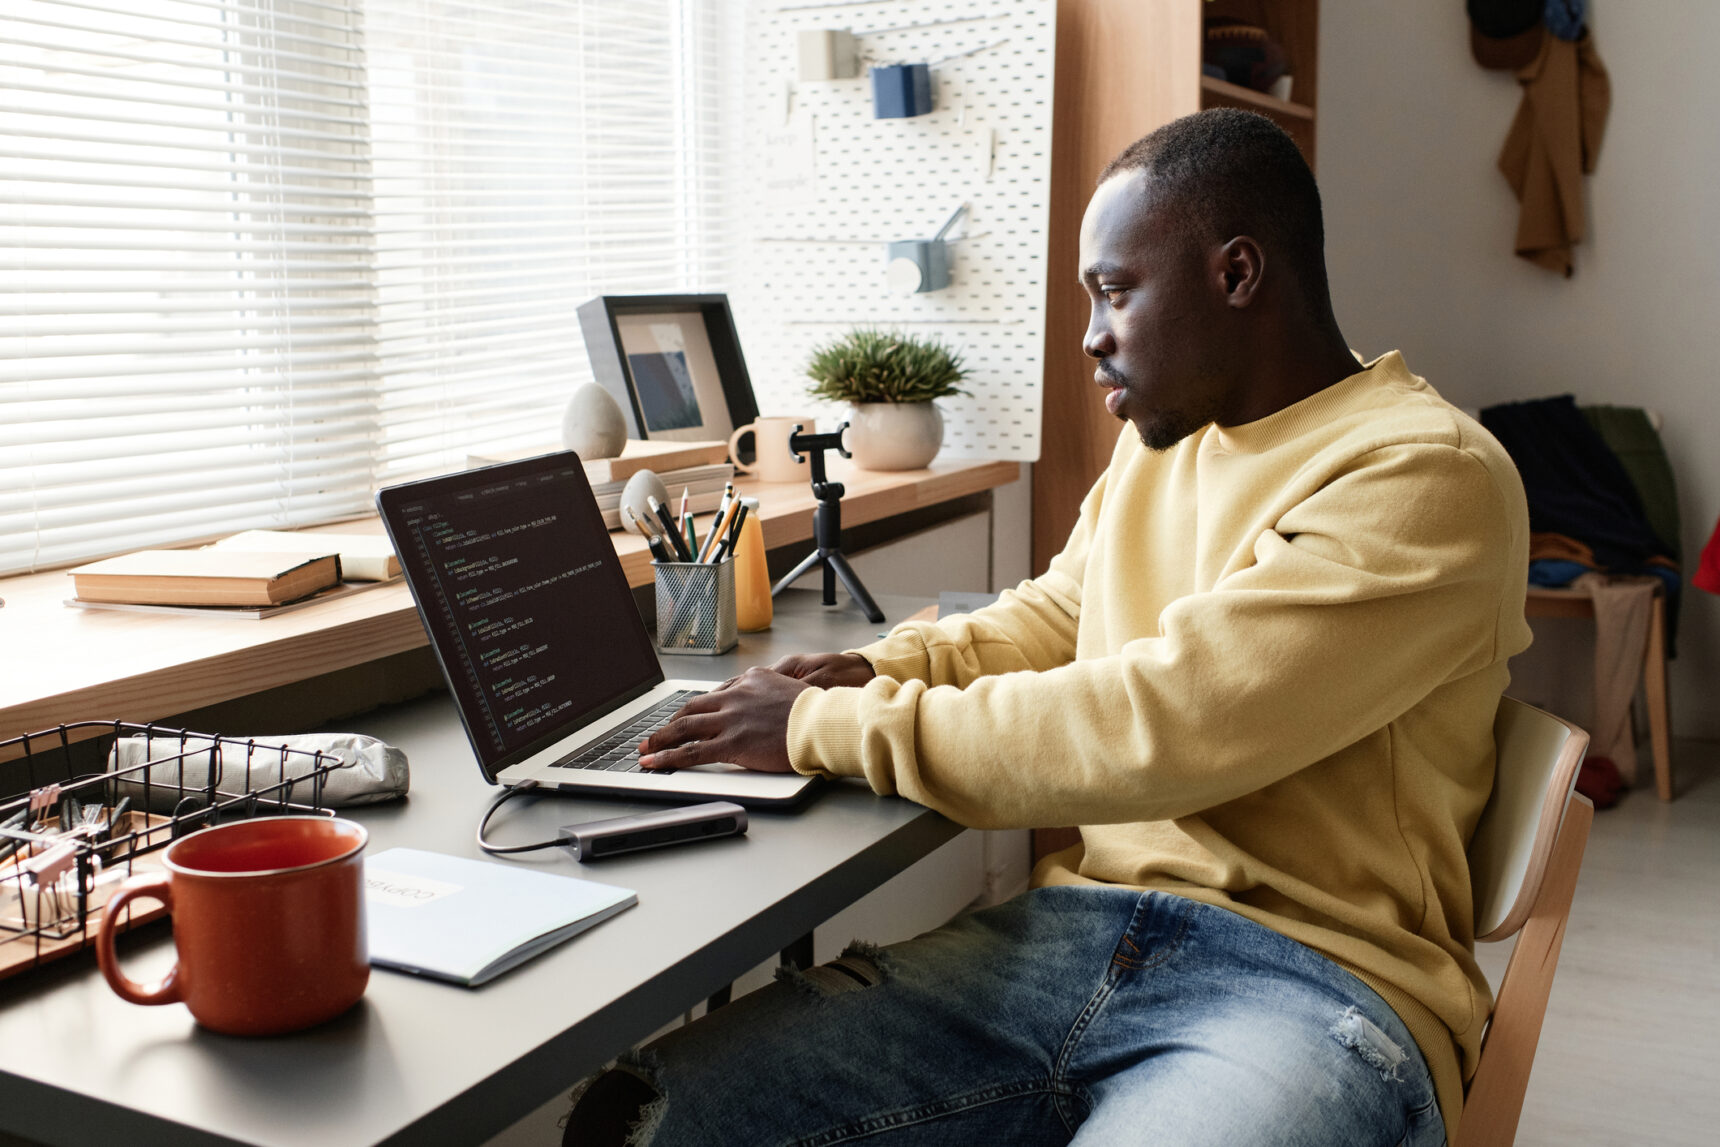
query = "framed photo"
(576, 294, 759, 443)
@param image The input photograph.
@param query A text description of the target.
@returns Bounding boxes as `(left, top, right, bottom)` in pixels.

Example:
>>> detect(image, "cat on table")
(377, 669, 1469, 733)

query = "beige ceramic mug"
(729, 417, 815, 484)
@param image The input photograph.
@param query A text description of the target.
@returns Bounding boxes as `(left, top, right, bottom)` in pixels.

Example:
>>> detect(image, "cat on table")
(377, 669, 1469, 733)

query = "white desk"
(0, 592, 959, 1147)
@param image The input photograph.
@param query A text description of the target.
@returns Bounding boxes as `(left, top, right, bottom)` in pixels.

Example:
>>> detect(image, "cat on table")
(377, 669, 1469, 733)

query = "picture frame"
(576, 294, 759, 443)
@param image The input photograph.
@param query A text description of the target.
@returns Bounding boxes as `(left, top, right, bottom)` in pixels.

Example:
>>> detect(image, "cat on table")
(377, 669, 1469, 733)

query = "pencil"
(698, 495, 736, 563)
(712, 499, 749, 563)
(622, 504, 654, 540)
(624, 505, 669, 558)
(696, 482, 735, 559)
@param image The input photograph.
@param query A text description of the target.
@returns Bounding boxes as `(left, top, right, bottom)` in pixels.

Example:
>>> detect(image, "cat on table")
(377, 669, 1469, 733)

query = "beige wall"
(1318, 2, 1720, 736)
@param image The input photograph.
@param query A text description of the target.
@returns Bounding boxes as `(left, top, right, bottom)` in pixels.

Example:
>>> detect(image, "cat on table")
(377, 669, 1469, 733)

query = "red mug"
(95, 816, 370, 1036)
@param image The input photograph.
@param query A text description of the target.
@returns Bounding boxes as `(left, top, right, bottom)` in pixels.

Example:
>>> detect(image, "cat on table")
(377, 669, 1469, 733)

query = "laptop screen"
(378, 452, 664, 781)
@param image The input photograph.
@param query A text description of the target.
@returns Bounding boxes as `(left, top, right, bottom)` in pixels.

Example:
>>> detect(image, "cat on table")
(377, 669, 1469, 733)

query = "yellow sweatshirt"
(786, 352, 1532, 1135)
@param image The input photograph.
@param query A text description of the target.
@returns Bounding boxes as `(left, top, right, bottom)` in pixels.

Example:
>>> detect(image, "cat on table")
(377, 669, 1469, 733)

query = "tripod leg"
(824, 550, 885, 623)
(771, 549, 824, 598)
(822, 553, 838, 606)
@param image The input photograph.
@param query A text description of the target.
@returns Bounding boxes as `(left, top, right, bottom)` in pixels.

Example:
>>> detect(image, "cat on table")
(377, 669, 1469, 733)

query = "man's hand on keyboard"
(638, 666, 812, 774)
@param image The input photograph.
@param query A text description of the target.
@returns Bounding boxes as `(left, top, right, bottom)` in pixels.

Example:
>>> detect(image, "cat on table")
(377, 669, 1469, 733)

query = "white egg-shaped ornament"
(619, 469, 670, 536)
(561, 382, 628, 460)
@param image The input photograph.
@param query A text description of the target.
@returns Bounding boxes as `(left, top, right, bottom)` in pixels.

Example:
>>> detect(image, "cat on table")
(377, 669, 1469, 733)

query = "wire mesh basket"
(653, 558, 738, 655)
(0, 721, 349, 979)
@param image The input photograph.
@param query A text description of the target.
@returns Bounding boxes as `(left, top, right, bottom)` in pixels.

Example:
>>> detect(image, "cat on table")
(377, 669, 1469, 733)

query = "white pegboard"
(727, 0, 1055, 462)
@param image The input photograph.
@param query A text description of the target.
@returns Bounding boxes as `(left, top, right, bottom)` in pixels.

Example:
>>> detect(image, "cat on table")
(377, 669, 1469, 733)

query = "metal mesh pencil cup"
(653, 557, 737, 655)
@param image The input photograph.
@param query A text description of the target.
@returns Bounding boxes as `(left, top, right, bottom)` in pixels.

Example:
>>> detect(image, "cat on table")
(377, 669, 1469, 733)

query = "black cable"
(474, 779, 569, 856)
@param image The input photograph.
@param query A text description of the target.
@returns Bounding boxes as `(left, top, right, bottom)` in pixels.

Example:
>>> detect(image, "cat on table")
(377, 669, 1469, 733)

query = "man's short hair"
(1099, 109, 1331, 309)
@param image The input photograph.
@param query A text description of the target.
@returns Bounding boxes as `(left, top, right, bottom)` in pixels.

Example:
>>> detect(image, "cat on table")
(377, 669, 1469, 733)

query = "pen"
(698, 482, 735, 557)
(696, 495, 730, 562)
(647, 496, 692, 561)
(681, 487, 698, 555)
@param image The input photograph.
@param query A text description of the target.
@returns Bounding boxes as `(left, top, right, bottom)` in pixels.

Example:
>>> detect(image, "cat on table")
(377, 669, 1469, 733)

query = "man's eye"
(1101, 287, 1128, 305)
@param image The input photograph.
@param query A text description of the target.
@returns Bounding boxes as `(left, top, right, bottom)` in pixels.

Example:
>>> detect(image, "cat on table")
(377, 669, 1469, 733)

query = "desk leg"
(781, 932, 815, 972)
(706, 932, 814, 1014)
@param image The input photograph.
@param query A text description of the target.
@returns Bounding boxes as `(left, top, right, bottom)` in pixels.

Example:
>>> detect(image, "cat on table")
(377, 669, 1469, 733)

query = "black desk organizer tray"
(0, 722, 347, 979)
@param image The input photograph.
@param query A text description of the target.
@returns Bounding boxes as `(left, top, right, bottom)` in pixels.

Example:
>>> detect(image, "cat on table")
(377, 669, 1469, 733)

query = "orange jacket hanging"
(1498, 31, 1611, 276)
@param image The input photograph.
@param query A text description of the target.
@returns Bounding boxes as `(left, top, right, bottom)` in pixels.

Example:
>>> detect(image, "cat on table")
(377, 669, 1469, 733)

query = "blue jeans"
(566, 887, 1446, 1146)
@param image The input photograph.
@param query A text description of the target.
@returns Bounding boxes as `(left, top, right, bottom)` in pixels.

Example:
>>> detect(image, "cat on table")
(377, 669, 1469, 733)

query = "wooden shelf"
(1198, 75, 1314, 120)
(1038, 1, 1320, 574)
(0, 458, 1019, 743)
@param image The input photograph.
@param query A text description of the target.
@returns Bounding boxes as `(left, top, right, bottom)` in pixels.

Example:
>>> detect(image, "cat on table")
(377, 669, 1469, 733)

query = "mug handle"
(95, 873, 183, 1006)
(727, 423, 757, 476)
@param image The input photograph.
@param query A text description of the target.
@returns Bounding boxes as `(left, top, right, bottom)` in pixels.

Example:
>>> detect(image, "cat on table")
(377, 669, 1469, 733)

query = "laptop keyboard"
(550, 690, 702, 772)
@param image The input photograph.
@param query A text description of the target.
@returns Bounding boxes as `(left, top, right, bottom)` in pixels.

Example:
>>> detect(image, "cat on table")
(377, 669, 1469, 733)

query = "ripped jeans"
(565, 887, 1446, 1147)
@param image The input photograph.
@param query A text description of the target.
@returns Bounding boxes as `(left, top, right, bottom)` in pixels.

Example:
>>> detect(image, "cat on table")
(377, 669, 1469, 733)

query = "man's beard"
(1138, 411, 1207, 452)
(1103, 365, 1219, 453)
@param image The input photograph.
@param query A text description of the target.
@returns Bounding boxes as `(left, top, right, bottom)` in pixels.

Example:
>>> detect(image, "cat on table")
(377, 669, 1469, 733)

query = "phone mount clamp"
(769, 423, 884, 623)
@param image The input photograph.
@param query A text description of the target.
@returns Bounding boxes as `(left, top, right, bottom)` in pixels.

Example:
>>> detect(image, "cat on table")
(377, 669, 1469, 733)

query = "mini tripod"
(769, 423, 884, 623)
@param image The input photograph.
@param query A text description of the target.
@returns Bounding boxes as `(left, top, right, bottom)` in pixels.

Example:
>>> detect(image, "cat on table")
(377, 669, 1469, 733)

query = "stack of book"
(65, 529, 401, 618)
(594, 463, 732, 530)
(469, 440, 735, 530)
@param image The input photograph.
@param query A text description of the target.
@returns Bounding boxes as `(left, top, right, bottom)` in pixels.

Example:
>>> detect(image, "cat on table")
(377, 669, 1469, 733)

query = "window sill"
(0, 460, 1019, 743)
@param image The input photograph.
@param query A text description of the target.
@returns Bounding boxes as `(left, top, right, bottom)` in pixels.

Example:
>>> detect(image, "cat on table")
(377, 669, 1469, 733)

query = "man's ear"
(1215, 236, 1265, 308)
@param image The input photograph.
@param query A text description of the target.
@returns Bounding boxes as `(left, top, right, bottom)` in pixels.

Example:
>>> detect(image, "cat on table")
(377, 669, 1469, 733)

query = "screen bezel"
(376, 451, 664, 784)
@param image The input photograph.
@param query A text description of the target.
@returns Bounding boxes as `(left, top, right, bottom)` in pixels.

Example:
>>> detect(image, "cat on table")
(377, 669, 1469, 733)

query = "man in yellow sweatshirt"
(568, 109, 1529, 1146)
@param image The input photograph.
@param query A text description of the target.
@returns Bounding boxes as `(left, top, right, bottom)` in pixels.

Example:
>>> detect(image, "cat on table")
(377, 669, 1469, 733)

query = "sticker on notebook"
(366, 868, 462, 909)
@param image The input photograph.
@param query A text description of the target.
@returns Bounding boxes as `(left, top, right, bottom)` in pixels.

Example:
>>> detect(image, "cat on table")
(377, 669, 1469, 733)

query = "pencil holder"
(653, 558, 737, 655)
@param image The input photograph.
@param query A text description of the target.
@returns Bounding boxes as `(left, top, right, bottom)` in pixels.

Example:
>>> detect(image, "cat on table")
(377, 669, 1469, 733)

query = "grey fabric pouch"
(110, 732, 409, 810)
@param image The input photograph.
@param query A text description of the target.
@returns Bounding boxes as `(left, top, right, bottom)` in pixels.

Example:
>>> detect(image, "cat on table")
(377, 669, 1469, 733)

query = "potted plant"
(804, 328, 969, 470)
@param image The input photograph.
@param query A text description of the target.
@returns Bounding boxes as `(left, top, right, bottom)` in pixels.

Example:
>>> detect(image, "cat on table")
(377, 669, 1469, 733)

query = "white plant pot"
(846, 402, 943, 471)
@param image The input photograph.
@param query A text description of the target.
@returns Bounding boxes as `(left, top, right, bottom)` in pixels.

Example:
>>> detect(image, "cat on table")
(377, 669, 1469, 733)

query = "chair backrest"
(1469, 697, 1590, 942)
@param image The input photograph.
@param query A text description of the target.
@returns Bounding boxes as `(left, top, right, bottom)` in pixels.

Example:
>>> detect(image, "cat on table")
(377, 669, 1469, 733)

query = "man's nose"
(1083, 312, 1114, 360)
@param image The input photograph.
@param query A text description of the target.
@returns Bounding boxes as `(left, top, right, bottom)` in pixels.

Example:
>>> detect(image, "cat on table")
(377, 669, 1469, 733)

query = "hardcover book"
(68, 550, 340, 607)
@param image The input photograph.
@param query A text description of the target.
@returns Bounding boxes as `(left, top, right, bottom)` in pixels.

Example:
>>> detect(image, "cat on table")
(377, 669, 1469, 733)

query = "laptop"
(376, 451, 819, 807)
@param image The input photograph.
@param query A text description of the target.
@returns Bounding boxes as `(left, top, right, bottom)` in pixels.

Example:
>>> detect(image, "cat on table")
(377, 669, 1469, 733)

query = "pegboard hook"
(933, 203, 968, 242)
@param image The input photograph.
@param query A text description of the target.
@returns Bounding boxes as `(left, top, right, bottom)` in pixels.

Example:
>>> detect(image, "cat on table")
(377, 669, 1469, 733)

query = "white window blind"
(364, 0, 735, 481)
(0, 0, 737, 575)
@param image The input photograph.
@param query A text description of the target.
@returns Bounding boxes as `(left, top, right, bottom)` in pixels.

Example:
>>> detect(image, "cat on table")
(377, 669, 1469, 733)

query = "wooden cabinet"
(1032, 0, 1320, 575)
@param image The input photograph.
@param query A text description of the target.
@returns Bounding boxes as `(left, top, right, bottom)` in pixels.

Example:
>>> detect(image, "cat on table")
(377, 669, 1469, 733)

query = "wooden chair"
(1456, 697, 1595, 1147)
(1523, 584, 1672, 799)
